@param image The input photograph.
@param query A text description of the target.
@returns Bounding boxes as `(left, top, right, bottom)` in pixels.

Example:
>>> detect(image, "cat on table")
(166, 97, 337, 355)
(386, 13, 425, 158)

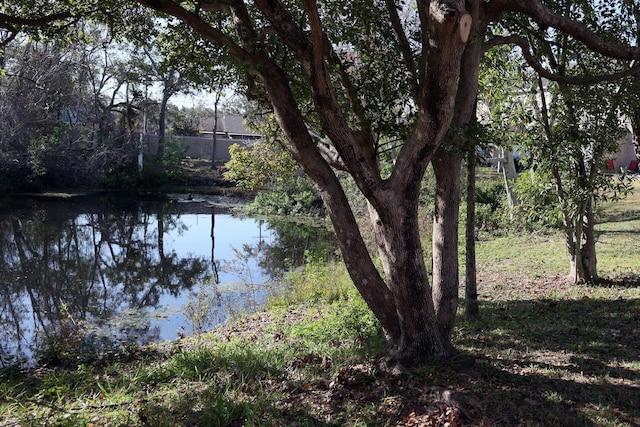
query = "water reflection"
(0, 195, 336, 366)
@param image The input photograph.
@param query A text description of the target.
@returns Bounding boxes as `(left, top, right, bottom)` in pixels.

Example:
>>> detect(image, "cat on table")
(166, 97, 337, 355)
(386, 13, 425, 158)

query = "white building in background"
(606, 131, 638, 172)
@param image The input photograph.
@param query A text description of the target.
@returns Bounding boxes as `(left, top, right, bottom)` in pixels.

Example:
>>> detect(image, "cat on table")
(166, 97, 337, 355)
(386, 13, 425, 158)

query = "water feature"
(0, 194, 336, 366)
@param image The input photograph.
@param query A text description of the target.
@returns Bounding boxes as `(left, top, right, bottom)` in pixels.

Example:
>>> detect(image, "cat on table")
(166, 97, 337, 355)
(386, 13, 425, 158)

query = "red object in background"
(606, 159, 615, 170)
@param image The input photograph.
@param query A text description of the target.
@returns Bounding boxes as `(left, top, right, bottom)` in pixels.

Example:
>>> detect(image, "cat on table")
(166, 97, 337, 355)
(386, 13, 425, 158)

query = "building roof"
(200, 114, 261, 139)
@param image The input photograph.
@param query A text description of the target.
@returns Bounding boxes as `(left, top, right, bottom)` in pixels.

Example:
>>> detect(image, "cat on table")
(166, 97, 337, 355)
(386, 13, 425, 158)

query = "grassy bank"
(1, 184, 638, 426)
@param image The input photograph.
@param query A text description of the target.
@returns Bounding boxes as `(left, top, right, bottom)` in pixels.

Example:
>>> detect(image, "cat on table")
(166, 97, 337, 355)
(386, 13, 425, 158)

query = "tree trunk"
(156, 84, 170, 164)
(369, 196, 448, 365)
(211, 90, 222, 169)
(465, 146, 480, 318)
(501, 149, 519, 210)
(431, 150, 461, 344)
(566, 200, 598, 284)
(581, 201, 598, 283)
(431, 7, 485, 329)
(567, 234, 582, 283)
(569, 200, 598, 284)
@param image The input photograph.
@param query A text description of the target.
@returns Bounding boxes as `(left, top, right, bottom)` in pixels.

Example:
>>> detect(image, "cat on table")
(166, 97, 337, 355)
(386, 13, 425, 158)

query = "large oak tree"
(3, 0, 640, 366)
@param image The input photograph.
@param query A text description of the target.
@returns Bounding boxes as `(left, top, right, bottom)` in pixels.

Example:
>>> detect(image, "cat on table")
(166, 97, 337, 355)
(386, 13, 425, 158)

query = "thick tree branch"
(0, 11, 73, 27)
(415, 0, 430, 93)
(255, 0, 382, 196)
(136, 0, 251, 63)
(392, 0, 469, 196)
(490, 0, 640, 60)
(227, 1, 258, 50)
(0, 11, 76, 46)
(489, 34, 640, 84)
(252, 0, 312, 70)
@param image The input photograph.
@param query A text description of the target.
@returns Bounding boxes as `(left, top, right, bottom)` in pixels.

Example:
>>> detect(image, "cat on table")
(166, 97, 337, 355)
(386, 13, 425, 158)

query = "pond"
(0, 194, 337, 367)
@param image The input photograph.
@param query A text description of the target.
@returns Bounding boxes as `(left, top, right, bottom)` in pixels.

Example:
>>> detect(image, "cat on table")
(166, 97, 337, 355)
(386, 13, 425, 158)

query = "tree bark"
(431, 4, 485, 332)
(465, 145, 480, 318)
(581, 201, 598, 283)
(501, 149, 519, 210)
(568, 200, 598, 284)
(431, 149, 461, 345)
(368, 194, 448, 364)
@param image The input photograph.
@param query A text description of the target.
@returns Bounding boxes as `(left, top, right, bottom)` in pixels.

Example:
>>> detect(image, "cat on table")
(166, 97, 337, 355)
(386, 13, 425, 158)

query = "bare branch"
(316, 141, 348, 171)
(0, 26, 18, 47)
(384, 0, 419, 97)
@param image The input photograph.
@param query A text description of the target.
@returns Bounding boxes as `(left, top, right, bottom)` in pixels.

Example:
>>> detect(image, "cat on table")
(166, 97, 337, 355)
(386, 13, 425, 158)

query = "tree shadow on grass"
(453, 297, 640, 426)
(597, 206, 640, 226)
(598, 274, 640, 289)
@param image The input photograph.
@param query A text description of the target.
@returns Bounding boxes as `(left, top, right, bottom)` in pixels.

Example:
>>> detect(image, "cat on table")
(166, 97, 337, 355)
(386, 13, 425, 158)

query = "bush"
(512, 170, 565, 230)
(475, 180, 505, 210)
(474, 180, 512, 232)
(224, 141, 299, 191)
(244, 176, 325, 216)
(100, 165, 141, 190)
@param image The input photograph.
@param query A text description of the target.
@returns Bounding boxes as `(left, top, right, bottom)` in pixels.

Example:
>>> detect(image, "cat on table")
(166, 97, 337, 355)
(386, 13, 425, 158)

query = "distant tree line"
(0, 26, 217, 192)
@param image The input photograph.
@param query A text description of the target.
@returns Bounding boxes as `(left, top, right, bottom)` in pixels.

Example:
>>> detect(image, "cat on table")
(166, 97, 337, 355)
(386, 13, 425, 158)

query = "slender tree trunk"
(465, 146, 479, 318)
(567, 223, 583, 283)
(555, 172, 582, 283)
(566, 201, 598, 284)
(156, 85, 170, 165)
(211, 90, 222, 169)
(580, 200, 598, 283)
(431, 150, 461, 345)
(501, 149, 519, 210)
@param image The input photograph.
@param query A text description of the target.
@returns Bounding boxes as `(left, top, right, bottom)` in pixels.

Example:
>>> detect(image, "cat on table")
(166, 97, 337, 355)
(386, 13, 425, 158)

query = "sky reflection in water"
(0, 195, 335, 366)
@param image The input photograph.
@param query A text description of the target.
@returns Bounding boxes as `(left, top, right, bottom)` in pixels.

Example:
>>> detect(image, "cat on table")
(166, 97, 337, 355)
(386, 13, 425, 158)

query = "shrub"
(474, 180, 512, 232)
(244, 176, 324, 216)
(512, 170, 565, 230)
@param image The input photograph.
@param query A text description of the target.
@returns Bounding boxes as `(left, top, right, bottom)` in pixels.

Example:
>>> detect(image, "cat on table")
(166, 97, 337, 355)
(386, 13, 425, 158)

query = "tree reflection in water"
(184, 218, 338, 334)
(0, 196, 336, 366)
